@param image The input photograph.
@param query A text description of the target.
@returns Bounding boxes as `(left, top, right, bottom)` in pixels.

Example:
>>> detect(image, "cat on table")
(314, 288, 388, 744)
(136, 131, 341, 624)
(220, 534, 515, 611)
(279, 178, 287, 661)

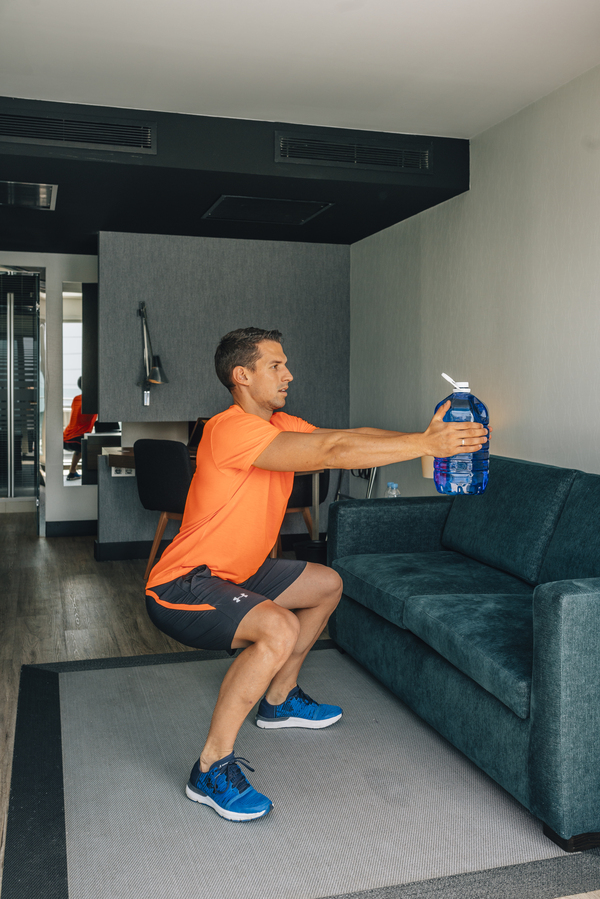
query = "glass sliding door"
(0, 272, 40, 498)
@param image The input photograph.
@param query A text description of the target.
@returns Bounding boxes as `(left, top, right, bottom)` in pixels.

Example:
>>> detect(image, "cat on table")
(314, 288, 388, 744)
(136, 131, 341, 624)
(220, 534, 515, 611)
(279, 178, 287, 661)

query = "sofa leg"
(543, 823, 600, 852)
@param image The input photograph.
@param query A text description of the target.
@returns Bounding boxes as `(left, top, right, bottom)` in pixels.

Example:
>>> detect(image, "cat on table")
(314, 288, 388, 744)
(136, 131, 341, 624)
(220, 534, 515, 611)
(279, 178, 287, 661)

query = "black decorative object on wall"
(138, 302, 168, 406)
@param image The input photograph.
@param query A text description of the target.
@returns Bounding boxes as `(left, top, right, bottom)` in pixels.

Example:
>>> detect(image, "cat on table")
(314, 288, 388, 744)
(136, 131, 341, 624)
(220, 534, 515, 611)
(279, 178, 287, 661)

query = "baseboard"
(281, 532, 327, 551)
(46, 520, 98, 537)
(94, 534, 327, 561)
(94, 539, 169, 562)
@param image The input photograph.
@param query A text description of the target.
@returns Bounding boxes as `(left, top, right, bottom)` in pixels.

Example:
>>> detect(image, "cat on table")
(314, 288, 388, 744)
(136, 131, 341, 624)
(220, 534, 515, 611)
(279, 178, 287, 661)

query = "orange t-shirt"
(63, 395, 97, 442)
(146, 405, 317, 588)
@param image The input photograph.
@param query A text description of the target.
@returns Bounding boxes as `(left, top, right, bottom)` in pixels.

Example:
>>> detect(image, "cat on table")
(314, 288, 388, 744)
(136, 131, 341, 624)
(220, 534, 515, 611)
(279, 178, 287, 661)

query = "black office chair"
(271, 470, 330, 557)
(133, 439, 193, 581)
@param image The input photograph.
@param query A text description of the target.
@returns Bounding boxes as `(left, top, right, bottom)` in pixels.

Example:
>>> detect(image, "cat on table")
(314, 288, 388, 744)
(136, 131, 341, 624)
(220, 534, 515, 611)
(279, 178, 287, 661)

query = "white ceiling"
(2, 0, 600, 139)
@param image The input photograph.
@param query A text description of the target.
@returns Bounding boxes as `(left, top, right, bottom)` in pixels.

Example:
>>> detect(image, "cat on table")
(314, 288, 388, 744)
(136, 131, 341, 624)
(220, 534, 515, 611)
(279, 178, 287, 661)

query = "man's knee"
(238, 602, 299, 657)
(330, 568, 344, 597)
(313, 565, 343, 605)
(262, 605, 300, 658)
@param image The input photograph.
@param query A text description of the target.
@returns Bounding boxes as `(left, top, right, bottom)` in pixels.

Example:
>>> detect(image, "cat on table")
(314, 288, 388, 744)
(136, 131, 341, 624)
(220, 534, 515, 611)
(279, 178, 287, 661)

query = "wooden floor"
(0, 512, 599, 899)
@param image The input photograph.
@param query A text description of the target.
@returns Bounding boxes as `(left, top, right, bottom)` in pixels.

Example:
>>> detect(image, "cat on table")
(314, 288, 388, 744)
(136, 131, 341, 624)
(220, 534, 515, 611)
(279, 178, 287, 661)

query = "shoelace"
(293, 686, 313, 706)
(209, 756, 255, 794)
(283, 686, 315, 712)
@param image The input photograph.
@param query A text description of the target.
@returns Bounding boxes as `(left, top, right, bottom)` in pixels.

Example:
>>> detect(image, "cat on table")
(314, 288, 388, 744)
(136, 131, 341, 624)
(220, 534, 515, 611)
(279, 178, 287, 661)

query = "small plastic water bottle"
(384, 482, 401, 498)
(433, 373, 489, 495)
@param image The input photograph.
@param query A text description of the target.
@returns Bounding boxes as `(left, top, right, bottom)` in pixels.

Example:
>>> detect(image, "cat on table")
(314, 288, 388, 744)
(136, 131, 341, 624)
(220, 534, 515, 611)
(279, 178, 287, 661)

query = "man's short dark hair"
(215, 327, 284, 392)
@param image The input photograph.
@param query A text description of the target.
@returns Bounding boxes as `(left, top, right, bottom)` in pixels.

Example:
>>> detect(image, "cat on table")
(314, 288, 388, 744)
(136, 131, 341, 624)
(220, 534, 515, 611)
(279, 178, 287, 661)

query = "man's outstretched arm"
(253, 401, 489, 473)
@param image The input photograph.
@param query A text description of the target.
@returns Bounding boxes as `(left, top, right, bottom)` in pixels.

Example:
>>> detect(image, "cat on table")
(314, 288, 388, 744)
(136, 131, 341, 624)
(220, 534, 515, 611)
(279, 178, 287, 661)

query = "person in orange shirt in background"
(145, 327, 488, 822)
(62, 377, 97, 480)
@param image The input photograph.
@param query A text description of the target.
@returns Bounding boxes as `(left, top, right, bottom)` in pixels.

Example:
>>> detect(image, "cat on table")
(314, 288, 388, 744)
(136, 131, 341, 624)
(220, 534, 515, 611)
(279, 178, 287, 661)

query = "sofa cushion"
(441, 457, 576, 585)
(403, 593, 533, 719)
(332, 551, 533, 631)
(538, 471, 600, 583)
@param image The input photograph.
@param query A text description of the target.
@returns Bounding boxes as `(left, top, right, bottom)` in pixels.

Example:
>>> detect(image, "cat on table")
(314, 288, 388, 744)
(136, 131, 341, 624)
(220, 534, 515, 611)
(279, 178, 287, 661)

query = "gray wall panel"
(98, 233, 350, 429)
(97, 457, 181, 543)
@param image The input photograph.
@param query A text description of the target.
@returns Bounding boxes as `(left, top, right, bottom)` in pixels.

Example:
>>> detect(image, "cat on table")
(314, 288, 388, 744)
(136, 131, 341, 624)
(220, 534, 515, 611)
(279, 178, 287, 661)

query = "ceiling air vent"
(276, 131, 432, 173)
(0, 112, 156, 154)
(202, 195, 333, 225)
(0, 181, 58, 211)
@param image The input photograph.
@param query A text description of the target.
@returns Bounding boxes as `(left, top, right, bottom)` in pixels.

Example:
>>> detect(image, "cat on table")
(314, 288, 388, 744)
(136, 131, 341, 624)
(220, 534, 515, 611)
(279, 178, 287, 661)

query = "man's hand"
(422, 400, 489, 459)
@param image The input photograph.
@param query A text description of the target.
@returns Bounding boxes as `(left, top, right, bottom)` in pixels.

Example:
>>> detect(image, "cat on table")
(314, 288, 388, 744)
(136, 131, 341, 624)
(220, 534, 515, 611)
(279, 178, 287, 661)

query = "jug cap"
(442, 372, 470, 393)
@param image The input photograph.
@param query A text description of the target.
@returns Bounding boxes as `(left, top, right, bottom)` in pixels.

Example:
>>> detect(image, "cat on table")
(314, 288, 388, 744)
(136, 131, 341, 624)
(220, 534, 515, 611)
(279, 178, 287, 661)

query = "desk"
(105, 446, 197, 468)
(105, 447, 135, 468)
(106, 450, 324, 540)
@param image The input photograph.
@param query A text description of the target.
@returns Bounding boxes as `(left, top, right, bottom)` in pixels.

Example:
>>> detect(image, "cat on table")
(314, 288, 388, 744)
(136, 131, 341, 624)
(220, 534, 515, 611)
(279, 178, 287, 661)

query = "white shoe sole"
(185, 785, 271, 821)
(255, 712, 342, 729)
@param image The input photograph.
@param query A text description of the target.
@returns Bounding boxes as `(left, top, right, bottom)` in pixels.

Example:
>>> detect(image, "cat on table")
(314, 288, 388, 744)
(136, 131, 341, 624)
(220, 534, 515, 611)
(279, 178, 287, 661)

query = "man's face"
(242, 340, 293, 411)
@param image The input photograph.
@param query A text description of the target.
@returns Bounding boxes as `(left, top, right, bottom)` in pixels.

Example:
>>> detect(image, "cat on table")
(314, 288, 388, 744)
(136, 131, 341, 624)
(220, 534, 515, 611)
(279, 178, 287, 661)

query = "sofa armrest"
(327, 496, 454, 564)
(529, 578, 600, 839)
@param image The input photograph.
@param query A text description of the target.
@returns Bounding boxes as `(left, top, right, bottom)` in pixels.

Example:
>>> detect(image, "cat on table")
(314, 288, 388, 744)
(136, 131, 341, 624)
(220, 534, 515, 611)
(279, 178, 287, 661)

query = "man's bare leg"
(266, 562, 342, 704)
(199, 563, 342, 771)
(199, 601, 299, 771)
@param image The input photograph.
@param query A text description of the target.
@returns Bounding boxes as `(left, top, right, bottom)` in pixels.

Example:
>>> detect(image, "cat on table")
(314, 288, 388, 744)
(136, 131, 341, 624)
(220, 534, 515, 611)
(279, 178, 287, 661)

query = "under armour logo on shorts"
(232, 593, 248, 602)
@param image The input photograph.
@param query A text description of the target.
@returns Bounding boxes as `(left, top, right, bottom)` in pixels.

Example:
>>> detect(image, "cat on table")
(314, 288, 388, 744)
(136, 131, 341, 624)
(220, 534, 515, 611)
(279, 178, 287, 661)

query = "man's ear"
(231, 365, 249, 388)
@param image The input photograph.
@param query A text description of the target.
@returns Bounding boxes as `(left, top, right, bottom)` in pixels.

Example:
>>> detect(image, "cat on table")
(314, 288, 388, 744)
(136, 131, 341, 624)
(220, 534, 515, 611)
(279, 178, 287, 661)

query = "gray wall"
(350, 63, 600, 497)
(98, 232, 350, 429)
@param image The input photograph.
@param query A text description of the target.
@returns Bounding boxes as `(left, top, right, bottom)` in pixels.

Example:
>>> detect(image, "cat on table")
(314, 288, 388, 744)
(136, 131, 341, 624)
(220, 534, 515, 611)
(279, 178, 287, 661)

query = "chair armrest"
(327, 496, 454, 564)
(529, 578, 600, 838)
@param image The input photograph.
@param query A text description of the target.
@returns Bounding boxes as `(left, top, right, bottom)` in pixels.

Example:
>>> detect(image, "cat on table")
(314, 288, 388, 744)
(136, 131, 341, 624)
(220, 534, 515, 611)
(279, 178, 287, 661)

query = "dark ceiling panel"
(0, 96, 469, 253)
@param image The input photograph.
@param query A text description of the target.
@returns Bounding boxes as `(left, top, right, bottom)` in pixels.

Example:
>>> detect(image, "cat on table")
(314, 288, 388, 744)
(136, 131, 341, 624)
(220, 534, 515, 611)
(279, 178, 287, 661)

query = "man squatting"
(145, 327, 488, 821)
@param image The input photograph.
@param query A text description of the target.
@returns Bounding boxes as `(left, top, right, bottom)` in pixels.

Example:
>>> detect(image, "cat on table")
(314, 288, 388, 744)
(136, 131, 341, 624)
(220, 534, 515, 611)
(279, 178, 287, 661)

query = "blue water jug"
(433, 373, 489, 495)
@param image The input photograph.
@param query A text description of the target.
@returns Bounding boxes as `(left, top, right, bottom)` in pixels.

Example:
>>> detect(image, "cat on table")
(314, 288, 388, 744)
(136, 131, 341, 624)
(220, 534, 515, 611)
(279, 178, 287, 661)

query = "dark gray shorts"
(146, 558, 307, 653)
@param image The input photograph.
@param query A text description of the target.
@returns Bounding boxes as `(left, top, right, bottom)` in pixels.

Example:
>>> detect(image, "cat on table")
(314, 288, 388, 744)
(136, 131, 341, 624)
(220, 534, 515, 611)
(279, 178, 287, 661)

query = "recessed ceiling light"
(202, 195, 333, 225)
(0, 180, 58, 210)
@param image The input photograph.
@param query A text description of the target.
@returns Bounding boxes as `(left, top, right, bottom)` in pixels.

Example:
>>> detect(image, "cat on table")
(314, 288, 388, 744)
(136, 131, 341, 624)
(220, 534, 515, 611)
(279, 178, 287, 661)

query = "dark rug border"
(27, 639, 336, 674)
(4, 644, 600, 899)
(4, 665, 68, 899)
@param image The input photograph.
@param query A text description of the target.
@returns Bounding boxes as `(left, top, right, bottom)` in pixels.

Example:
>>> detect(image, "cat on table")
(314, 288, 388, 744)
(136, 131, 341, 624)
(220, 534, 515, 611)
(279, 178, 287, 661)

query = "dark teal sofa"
(328, 457, 600, 852)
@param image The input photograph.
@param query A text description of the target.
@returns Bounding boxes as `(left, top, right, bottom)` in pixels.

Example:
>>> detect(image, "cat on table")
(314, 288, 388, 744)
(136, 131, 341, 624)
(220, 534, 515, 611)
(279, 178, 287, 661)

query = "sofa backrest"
(441, 457, 576, 585)
(538, 471, 600, 583)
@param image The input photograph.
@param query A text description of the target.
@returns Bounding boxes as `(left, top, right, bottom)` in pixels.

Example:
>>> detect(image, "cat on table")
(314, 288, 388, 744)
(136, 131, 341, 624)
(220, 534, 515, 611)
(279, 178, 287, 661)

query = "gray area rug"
(53, 648, 590, 899)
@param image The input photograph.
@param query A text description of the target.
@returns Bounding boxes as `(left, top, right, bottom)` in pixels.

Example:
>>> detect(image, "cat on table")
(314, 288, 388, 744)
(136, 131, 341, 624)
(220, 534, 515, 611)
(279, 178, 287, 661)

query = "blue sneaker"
(185, 753, 273, 821)
(255, 685, 342, 729)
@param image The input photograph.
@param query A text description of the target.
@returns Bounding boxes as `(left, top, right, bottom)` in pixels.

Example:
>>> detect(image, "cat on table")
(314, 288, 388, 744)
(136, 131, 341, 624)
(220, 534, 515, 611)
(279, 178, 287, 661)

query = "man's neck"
(232, 394, 274, 422)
